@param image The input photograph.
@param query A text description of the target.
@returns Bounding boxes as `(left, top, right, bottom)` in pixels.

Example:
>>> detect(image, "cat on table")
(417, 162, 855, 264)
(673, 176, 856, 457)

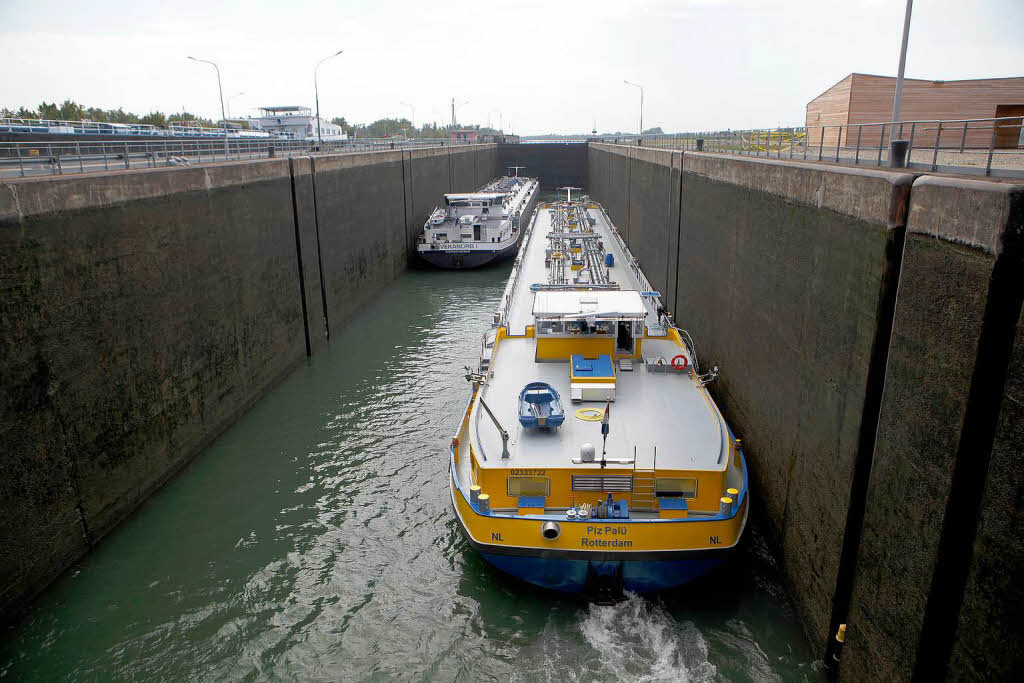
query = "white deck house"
(247, 106, 347, 140)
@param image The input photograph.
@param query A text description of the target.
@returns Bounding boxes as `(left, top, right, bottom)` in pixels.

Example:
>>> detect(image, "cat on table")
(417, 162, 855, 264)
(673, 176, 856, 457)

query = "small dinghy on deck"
(518, 382, 565, 429)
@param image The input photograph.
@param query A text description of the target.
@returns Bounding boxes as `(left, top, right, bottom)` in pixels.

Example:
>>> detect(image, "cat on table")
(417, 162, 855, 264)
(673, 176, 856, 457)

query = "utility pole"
(624, 80, 644, 143)
(450, 98, 469, 128)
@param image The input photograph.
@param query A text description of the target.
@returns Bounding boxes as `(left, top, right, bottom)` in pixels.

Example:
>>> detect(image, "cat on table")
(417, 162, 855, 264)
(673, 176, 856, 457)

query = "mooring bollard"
(719, 496, 733, 516)
(889, 139, 910, 168)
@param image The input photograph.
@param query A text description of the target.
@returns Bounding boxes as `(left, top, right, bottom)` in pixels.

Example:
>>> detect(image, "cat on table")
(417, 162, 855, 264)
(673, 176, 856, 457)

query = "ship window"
(482, 208, 489, 214)
(537, 320, 564, 335)
(507, 477, 550, 497)
(655, 478, 698, 499)
(435, 233, 447, 240)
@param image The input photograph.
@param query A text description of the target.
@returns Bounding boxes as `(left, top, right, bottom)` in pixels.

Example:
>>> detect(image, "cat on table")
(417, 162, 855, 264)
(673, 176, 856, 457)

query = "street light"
(488, 109, 503, 132)
(400, 101, 415, 130)
(226, 91, 245, 119)
(188, 56, 228, 156)
(624, 80, 644, 142)
(315, 49, 344, 148)
(889, 0, 914, 168)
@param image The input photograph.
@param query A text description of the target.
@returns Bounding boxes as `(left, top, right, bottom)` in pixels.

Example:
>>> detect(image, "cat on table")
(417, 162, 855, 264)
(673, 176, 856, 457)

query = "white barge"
(416, 173, 539, 269)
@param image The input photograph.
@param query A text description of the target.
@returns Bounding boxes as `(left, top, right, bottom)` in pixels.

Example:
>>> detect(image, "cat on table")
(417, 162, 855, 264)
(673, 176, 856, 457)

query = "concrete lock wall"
(586, 142, 1023, 679)
(0, 144, 500, 622)
(497, 143, 587, 190)
(843, 177, 1024, 681)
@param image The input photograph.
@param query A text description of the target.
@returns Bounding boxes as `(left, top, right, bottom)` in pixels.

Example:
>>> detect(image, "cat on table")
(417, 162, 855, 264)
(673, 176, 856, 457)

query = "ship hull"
(417, 238, 521, 269)
(450, 463, 747, 595)
(477, 546, 730, 594)
(417, 178, 538, 269)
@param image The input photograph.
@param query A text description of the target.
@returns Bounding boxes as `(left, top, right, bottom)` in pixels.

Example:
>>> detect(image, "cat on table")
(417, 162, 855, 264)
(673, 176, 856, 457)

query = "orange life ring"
(671, 354, 689, 371)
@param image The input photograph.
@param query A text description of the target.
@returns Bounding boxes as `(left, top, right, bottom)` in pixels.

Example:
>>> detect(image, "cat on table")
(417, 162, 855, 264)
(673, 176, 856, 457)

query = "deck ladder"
(631, 446, 658, 512)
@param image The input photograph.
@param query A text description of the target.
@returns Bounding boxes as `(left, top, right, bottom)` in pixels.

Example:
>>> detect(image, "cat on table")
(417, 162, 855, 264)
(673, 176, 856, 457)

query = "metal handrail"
(598, 115, 1024, 178)
(0, 137, 488, 178)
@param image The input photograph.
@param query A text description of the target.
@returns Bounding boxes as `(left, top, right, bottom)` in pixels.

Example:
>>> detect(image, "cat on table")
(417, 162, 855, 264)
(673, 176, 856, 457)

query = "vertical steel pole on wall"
(931, 121, 942, 171)
(986, 122, 997, 176)
(888, 0, 913, 132)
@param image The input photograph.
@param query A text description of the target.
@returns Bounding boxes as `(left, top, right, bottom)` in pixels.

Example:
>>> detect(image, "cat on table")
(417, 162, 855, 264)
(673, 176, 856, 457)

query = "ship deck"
(504, 206, 665, 336)
(466, 203, 730, 474)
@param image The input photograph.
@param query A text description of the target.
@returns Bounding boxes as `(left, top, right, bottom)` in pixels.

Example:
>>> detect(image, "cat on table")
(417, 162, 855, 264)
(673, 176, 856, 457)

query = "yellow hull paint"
(451, 468, 748, 555)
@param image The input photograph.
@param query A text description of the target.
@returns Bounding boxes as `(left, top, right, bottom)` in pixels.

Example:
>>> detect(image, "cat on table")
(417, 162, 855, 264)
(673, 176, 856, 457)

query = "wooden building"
(805, 73, 1024, 149)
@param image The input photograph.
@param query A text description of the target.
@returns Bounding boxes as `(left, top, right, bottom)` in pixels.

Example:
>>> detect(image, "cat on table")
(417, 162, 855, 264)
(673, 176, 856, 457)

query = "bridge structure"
(1, 140, 1021, 681)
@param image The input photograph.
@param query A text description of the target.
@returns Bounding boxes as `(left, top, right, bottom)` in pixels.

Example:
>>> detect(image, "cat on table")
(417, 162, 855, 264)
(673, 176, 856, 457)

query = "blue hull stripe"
(480, 552, 728, 594)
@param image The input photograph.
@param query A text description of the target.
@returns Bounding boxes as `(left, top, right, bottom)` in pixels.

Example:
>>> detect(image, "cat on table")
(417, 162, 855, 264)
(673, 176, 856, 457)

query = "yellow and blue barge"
(450, 195, 748, 595)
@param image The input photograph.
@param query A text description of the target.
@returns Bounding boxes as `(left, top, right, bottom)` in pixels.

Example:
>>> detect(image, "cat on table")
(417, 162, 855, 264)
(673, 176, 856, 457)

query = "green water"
(1, 264, 821, 682)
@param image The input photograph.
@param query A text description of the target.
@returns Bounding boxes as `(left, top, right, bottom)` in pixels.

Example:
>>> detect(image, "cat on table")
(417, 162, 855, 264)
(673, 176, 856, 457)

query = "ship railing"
(600, 205, 653, 296)
(627, 116, 1024, 179)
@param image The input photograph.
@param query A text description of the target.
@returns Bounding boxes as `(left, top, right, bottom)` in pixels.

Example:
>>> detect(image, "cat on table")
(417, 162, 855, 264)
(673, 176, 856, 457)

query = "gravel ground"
(644, 139, 1024, 176)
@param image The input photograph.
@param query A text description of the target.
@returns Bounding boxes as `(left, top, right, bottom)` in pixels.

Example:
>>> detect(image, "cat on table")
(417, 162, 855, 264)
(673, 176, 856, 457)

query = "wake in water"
(577, 593, 717, 683)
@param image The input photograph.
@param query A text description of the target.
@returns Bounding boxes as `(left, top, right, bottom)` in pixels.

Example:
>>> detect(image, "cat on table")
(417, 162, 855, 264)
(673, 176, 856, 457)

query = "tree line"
(330, 116, 501, 139)
(3, 99, 504, 139)
(2, 99, 220, 128)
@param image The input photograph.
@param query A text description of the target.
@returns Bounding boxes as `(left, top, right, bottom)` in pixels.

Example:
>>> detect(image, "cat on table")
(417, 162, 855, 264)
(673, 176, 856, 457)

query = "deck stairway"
(631, 468, 657, 512)
(632, 447, 658, 512)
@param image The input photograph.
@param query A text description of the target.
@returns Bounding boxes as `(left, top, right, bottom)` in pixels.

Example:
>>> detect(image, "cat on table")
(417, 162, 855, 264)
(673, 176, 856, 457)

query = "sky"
(1, 0, 1022, 135)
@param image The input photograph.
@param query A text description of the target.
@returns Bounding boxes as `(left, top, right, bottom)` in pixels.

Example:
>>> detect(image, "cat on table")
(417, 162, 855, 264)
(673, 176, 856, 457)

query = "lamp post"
(889, 0, 914, 167)
(400, 101, 415, 132)
(226, 92, 245, 119)
(891, 0, 913, 125)
(188, 56, 228, 157)
(624, 80, 644, 143)
(315, 49, 344, 148)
